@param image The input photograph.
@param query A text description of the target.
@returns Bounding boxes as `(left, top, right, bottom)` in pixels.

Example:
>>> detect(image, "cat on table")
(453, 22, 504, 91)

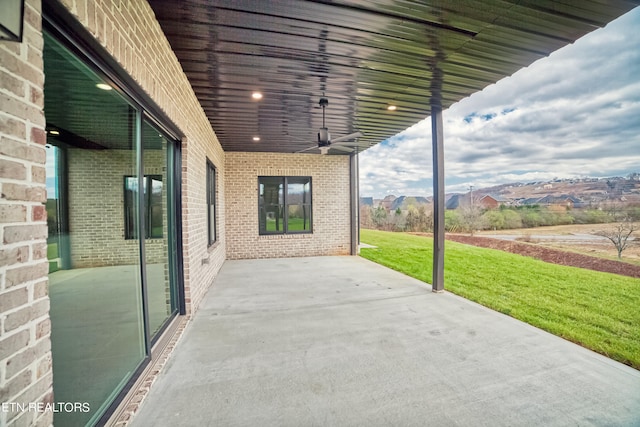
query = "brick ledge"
(106, 315, 190, 427)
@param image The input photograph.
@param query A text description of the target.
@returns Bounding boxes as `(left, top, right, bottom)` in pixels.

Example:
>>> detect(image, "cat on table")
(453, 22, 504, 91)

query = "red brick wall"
(0, 0, 54, 425)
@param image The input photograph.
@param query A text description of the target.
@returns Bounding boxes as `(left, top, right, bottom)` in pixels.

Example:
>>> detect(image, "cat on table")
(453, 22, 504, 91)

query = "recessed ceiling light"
(387, 105, 397, 111)
(253, 136, 261, 142)
(252, 92, 263, 100)
(96, 83, 112, 91)
(49, 129, 60, 135)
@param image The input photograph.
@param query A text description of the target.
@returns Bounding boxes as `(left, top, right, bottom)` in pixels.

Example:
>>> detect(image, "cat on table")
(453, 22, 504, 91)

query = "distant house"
(537, 194, 582, 210)
(478, 194, 510, 209)
(521, 197, 543, 206)
(360, 197, 374, 207)
(380, 195, 397, 211)
(445, 194, 461, 210)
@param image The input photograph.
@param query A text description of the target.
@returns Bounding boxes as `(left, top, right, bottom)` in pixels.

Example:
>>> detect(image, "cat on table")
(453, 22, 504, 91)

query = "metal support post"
(431, 103, 445, 292)
(350, 152, 359, 255)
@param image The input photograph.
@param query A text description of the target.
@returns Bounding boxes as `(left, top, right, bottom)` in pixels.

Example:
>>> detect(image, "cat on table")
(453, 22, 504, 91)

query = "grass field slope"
(359, 229, 640, 369)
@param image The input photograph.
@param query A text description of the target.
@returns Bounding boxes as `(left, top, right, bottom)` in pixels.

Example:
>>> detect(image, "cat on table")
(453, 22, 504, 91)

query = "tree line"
(360, 203, 640, 234)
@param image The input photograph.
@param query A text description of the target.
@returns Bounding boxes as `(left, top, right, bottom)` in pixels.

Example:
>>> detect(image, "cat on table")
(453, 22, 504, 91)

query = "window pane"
(209, 203, 216, 242)
(46, 145, 69, 272)
(259, 177, 284, 234)
(125, 175, 162, 239)
(44, 32, 146, 426)
(149, 176, 163, 239)
(143, 121, 178, 339)
(207, 163, 216, 245)
(287, 204, 311, 231)
(264, 205, 284, 232)
(287, 177, 311, 232)
(124, 177, 138, 239)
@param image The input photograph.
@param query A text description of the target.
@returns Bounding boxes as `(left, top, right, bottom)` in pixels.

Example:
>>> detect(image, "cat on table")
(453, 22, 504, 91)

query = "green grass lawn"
(47, 241, 60, 273)
(47, 242, 59, 259)
(359, 229, 640, 369)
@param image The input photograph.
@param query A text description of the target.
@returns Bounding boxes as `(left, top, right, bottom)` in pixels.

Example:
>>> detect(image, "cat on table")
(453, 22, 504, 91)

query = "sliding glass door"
(44, 30, 182, 426)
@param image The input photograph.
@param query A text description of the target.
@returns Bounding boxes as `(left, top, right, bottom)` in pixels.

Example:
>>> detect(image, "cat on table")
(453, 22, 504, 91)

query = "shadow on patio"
(130, 256, 640, 426)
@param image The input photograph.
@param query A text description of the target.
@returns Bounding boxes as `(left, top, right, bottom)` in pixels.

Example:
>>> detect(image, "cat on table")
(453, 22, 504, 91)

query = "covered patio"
(148, 0, 640, 290)
(5, 1, 640, 426)
(130, 256, 640, 426)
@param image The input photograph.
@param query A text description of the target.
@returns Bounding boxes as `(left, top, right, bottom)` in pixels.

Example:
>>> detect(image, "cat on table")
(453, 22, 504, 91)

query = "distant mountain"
(390, 196, 431, 210)
(468, 176, 640, 205)
(362, 195, 433, 210)
(363, 174, 640, 208)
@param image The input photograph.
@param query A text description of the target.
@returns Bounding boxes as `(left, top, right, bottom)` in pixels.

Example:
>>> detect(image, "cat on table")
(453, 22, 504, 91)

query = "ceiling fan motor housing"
(318, 127, 331, 146)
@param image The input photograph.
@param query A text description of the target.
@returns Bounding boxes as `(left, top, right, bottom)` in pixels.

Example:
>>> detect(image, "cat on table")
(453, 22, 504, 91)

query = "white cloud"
(360, 7, 640, 198)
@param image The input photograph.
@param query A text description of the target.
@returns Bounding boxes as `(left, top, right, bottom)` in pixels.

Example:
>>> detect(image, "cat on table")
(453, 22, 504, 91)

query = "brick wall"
(66, 148, 165, 268)
(0, 1, 55, 426)
(56, 0, 227, 314)
(225, 152, 352, 259)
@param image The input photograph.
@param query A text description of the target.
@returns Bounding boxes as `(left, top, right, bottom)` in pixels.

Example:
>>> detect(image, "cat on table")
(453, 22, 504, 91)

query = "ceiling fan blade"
(331, 131, 363, 143)
(332, 141, 364, 147)
(330, 145, 354, 153)
(295, 145, 319, 153)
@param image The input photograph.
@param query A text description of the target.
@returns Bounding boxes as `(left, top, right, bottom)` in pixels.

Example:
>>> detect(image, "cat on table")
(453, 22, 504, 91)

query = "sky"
(359, 7, 640, 199)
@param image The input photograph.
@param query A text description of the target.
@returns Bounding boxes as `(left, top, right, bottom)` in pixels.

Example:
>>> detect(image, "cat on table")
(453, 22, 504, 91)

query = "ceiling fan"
(297, 95, 363, 155)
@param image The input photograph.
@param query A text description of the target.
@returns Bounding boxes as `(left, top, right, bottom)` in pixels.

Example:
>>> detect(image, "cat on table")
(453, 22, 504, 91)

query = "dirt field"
(477, 224, 640, 266)
(433, 223, 640, 278)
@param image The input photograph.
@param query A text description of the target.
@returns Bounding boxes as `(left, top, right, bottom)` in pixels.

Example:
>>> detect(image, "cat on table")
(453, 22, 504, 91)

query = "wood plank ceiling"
(149, 0, 639, 154)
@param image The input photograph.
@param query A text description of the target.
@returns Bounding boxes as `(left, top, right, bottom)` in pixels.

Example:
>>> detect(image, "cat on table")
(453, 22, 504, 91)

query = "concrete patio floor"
(130, 256, 640, 426)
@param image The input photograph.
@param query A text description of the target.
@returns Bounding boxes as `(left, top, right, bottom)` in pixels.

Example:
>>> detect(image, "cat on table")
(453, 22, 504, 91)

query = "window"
(207, 161, 217, 245)
(124, 175, 163, 239)
(259, 176, 312, 234)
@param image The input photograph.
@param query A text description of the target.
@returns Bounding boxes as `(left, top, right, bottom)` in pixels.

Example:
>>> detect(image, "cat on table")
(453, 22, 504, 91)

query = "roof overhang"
(149, 0, 639, 155)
